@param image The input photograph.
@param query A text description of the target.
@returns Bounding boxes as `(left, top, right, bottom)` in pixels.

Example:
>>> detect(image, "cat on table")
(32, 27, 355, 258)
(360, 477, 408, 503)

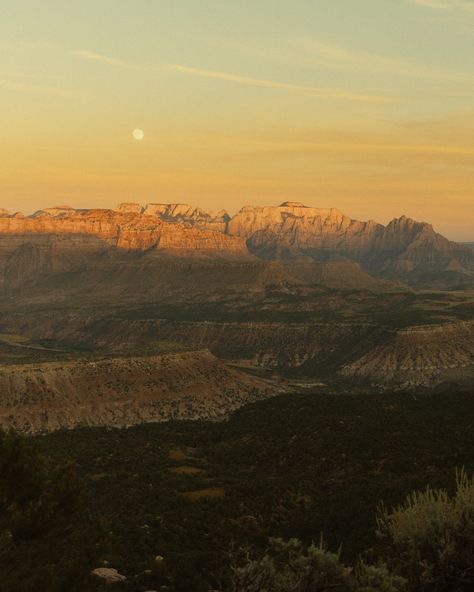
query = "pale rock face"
(116, 202, 143, 214)
(0, 209, 10, 217)
(0, 208, 248, 258)
(227, 203, 383, 255)
(144, 202, 230, 232)
(91, 568, 126, 584)
(226, 204, 474, 277)
(31, 205, 76, 218)
(279, 201, 308, 207)
(0, 206, 249, 288)
(0, 202, 471, 283)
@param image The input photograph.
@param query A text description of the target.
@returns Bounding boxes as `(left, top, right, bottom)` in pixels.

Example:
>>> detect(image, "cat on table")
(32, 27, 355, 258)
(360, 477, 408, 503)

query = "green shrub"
(376, 469, 474, 591)
(355, 561, 407, 592)
(227, 537, 406, 592)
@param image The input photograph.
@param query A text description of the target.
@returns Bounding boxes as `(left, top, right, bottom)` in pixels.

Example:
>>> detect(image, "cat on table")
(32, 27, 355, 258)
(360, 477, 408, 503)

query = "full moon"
(133, 128, 144, 140)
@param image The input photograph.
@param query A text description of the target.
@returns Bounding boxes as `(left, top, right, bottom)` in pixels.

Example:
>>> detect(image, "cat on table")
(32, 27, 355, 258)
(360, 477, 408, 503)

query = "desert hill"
(340, 319, 474, 391)
(0, 349, 274, 434)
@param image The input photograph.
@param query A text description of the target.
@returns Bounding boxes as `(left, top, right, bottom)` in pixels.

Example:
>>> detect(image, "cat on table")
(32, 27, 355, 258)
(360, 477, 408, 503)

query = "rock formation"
(0, 207, 245, 255)
(0, 201, 472, 287)
(143, 202, 230, 233)
(0, 350, 274, 434)
(227, 203, 474, 283)
(90, 568, 126, 585)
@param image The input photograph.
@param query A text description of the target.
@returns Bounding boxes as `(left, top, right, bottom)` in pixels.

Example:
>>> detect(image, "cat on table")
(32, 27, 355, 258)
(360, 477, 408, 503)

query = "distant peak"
(116, 202, 143, 214)
(279, 201, 308, 208)
(31, 206, 75, 218)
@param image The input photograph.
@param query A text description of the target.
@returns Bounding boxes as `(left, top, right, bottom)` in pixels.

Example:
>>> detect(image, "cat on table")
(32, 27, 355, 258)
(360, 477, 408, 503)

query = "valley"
(1, 201, 472, 591)
(0, 211, 472, 435)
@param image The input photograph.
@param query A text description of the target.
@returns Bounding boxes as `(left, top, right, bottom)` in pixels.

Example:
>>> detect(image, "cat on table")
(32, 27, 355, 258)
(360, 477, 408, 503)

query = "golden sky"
(0, 0, 473, 239)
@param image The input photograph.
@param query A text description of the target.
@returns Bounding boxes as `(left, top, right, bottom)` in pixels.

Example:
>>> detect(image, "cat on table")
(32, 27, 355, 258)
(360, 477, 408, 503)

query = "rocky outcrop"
(90, 568, 126, 585)
(340, 320, 474, 391)
(0, 208, 249, 288)
(0, 208, 246, 255)
(226, 203, 474, 283)
(0, 350, 274, 434)
(143, 202, 230, 233)
(115, 202, 143, 214)
(228, 203, 381, 257)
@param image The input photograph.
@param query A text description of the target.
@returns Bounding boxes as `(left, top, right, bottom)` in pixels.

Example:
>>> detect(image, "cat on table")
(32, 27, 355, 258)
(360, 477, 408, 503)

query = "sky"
(0, 0, 473, 240)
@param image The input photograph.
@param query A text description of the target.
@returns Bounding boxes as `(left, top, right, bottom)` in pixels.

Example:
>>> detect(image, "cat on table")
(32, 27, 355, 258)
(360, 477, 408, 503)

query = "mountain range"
(0, 201, 473, 288)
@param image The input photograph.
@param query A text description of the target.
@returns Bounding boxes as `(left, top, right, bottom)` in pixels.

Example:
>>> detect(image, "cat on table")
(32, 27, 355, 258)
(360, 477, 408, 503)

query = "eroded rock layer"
(0, 201, 472, 287)
(340, 320, 474, 391)
(0, 350, 274, 434)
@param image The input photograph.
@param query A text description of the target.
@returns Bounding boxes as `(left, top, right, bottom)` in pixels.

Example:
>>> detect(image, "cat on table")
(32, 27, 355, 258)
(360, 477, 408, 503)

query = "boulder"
(91, 567, 126, 584)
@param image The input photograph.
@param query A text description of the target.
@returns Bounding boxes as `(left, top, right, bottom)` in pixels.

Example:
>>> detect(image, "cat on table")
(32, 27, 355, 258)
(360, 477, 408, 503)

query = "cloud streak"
(72, 49, 397, 103)
(163, 64, 396, 103)
(293, 39, 473, 82)
(72, 49, 145, 69)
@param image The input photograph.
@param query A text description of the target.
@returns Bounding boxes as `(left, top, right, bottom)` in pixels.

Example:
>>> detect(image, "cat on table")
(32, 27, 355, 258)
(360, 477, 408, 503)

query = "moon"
(133, 128, 144, 141)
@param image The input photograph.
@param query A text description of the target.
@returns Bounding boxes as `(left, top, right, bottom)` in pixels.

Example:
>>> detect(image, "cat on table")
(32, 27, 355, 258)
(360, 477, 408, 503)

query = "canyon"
(0, 200, 472, 433)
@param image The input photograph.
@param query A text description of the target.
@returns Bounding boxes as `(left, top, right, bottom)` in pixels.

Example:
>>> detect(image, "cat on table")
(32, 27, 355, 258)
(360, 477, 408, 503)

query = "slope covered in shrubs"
(2, 391, 474, 590)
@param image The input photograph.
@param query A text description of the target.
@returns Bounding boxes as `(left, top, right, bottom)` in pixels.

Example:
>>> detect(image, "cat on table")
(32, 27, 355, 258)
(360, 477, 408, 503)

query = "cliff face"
(142, 203, 230, 233)
(0, 201, 472, 287)
(0, 207, 249, 288)
(0, 208, 246, 254)
(0, 350, 274, 434)
(226, 203, 474, 282)
(228, 202, 381, 257)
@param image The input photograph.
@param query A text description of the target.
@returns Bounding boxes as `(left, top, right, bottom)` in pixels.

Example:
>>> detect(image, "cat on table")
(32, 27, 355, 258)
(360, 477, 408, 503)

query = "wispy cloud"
(72, 48, 397, 103)
(293, 39, 473, 82)
(72, 49, 144, 69)
(295, 40, 406, 71)
(410, 0, 474, 14)
(163, 64, 396, 103)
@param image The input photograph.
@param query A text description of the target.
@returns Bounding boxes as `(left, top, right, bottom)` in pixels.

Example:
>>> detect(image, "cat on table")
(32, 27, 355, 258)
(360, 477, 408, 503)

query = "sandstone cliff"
(142, 202, 229, 233)
(0, 201, 472, 287)
(0, 207, 246, 253)
(0, 207, 249, 288)
(226, 203, 474, 284)
(228, 202, 381, 257)
(0, 350, 274, 434)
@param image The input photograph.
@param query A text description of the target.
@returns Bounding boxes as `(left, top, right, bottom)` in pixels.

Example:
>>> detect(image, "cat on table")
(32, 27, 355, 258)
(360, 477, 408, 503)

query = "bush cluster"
(229, 470, 474, 592)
